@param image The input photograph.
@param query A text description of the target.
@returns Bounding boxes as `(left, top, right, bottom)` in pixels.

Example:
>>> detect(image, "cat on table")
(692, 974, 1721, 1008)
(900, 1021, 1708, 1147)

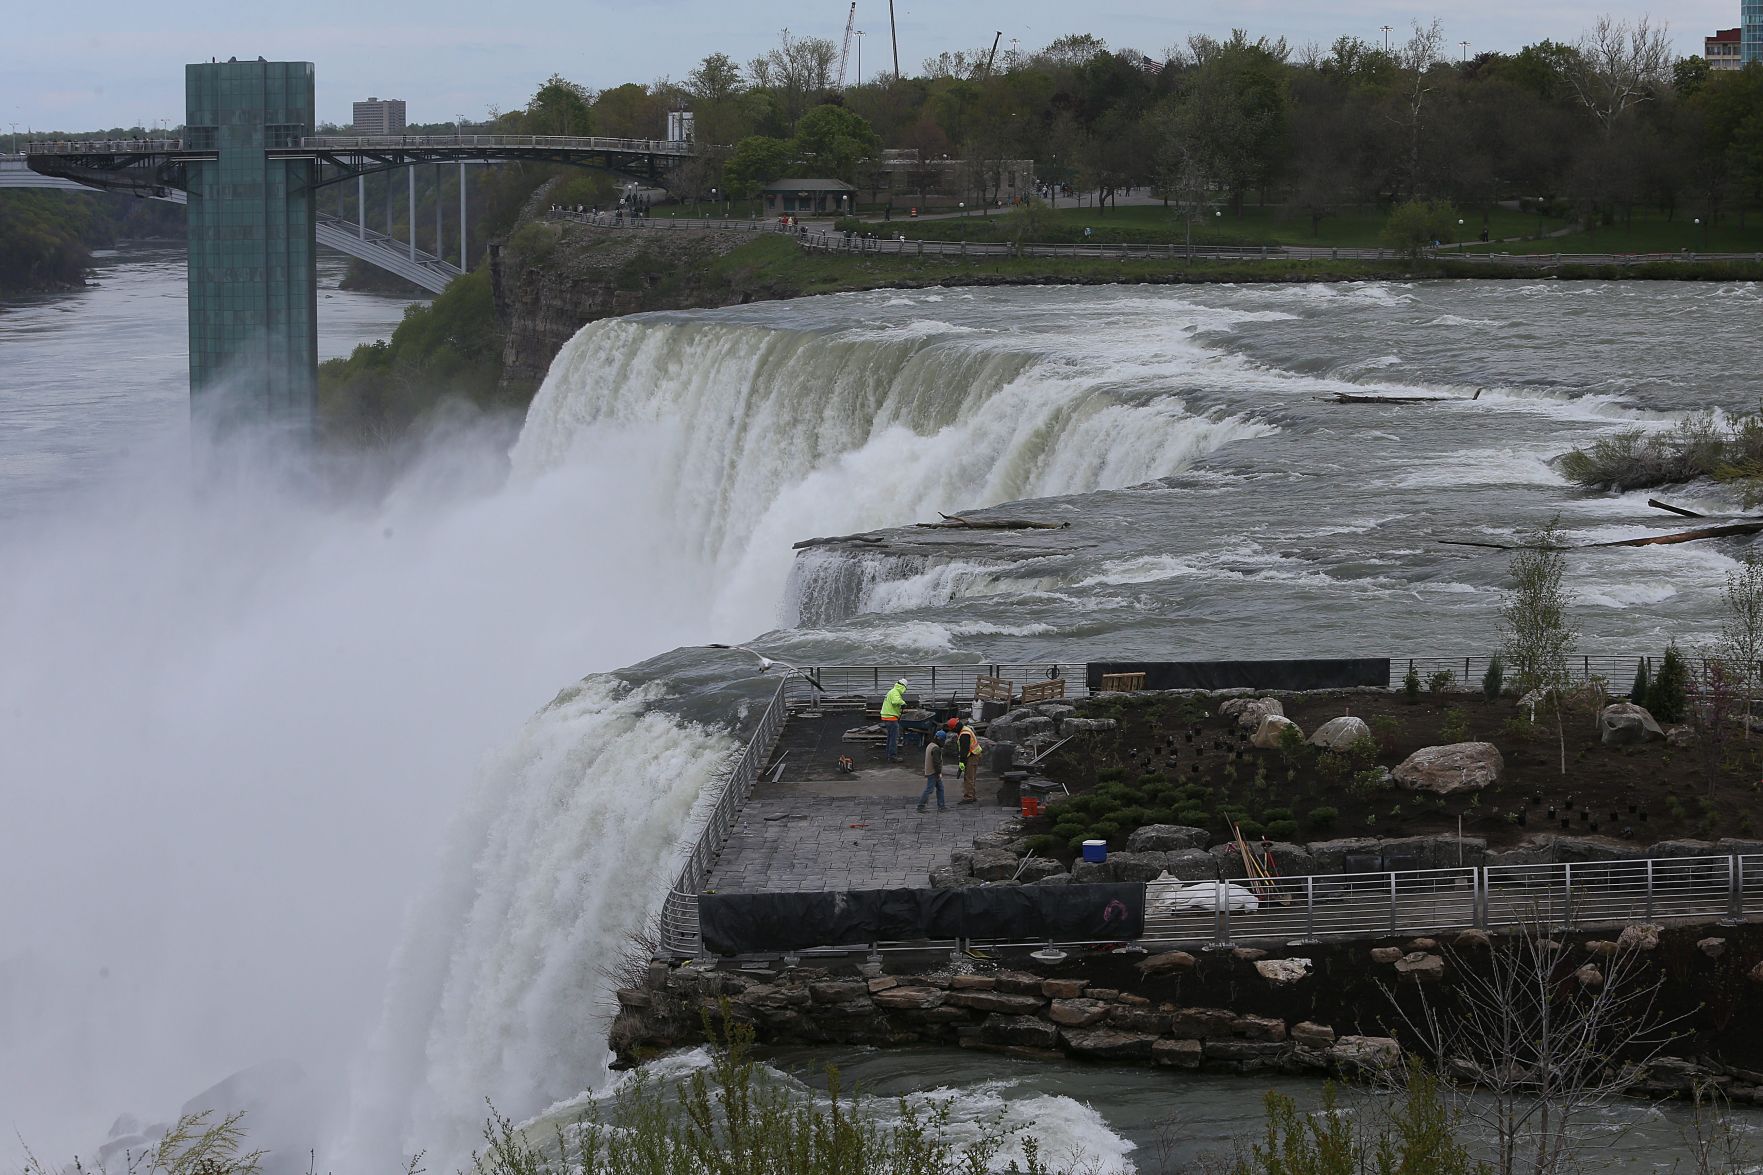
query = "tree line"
(489, 18, 1762, 236)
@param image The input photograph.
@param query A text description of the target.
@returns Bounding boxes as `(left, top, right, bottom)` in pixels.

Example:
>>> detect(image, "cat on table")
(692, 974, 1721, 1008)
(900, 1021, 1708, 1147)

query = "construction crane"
(982, 30, 1003, 78)
(836, 2, 857, 88)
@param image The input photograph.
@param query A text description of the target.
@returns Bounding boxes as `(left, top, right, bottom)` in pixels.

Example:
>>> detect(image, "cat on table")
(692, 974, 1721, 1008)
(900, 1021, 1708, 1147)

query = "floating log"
(1326, 389, 1480, 405)
(915, 513, 1071, 531)
(1646, 498, 1706, 519)
(1441, 518, 1763, 552)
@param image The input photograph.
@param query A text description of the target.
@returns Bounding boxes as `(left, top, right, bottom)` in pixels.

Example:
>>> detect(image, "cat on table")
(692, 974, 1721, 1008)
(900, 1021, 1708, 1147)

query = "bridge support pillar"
(407, 165, 416, 262)
(459, 161, 467, 270)
(184, 59, 318, 440)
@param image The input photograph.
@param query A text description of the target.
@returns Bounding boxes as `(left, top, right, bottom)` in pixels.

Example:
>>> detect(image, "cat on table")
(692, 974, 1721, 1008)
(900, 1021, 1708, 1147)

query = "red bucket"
(1019, 795, 1042, 818)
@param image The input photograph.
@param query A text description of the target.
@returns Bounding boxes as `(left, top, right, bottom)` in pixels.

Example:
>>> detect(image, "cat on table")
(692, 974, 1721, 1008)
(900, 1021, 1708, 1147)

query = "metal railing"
(1391, 655, 1651, 691)
(1142, 854, 1763, 948)
(658, 677, 798, 955)
(547, 209, 788, 233)
(806, 663, 1088, 701)
(795, 229, 1763, 267)
(26, 138, 185, 154)
(299, 133, 702, 155)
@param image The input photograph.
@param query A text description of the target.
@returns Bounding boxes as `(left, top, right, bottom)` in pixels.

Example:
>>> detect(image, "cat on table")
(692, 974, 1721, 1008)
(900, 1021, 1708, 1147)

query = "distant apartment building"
(1707, 28, 1743, 70)
(351, 97, 406, 135)
(1747, 0, 1763, 64)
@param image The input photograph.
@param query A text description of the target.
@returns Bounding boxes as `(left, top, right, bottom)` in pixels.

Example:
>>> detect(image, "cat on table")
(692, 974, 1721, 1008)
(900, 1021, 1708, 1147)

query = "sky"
(1, 0, 1739, 134)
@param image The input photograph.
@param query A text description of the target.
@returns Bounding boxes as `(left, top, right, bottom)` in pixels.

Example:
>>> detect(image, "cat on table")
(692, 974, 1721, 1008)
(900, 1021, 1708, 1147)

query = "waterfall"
(513, 315, 1275, 636)
(337, 308, 1277, 1165)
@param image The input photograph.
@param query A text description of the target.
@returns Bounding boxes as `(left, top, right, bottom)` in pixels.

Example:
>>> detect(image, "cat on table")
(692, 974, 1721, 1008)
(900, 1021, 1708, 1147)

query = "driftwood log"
(1441, 518, 1763, 551)
(1326, 389, 1482, 405)
(914, 513, 1071, 531)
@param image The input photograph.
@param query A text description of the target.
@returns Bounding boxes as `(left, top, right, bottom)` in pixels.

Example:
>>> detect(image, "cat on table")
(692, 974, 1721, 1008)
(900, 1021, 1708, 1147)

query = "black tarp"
(1085, 658, 1391, 693)
(698, 883, 1143, 956)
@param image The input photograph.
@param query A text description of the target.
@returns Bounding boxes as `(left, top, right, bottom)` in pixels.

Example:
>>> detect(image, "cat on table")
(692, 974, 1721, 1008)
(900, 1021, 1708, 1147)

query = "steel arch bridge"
(8, 134, 701, 294)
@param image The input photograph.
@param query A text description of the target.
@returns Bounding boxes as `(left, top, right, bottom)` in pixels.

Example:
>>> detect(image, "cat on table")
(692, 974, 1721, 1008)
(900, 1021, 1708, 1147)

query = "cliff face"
(491, 221, 796, 397)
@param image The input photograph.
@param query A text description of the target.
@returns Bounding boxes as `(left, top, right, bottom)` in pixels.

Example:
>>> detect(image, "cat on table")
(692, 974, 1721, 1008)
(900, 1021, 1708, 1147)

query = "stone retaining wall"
(612, 922, 1763, 1101)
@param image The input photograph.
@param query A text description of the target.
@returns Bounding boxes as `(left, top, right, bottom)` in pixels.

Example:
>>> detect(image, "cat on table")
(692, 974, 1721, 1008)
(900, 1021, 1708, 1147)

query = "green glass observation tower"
(184, 60, 317, 438)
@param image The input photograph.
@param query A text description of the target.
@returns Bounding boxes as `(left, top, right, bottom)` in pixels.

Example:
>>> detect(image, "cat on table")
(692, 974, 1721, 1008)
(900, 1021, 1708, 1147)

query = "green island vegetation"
(0, 189, 182, 294)
(1561, 409, 1763, 499)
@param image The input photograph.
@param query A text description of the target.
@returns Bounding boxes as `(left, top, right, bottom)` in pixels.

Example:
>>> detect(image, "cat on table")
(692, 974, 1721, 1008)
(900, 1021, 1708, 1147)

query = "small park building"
(762, 178, 857, 218)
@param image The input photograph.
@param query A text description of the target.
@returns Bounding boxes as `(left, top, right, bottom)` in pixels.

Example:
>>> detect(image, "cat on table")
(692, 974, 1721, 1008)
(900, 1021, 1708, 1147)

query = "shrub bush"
(1235, 818, 1266, 838)
(1630, 657, 1650, 706)
(1176, 807, 1211, 827)
(1439, 707, 1470, 744)
(1404, 666, 1422, 702)
(1095, 766, 1127, 783)
(1428, 668, 1456, 695)
(1306, 805, 1339, 830)
(1261, 806, 1295, 822)
(1264, 819, 1300, 840)
(1024, 833, 1060, 856)
(1483, 655, 1505, 701)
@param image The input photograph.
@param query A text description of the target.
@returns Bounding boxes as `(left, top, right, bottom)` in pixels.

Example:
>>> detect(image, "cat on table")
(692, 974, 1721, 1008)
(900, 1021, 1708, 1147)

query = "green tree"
(790, 105, 881, 185)
(1382, 198, 1461, 262)
(1718, 551, 1763, 738)
(1650, 642, 1691, 723)
(526, 74, 593, 136)
(722, 135, 796, 197)
(1630, 657, 1650, 707)
(1499, 517, 1578, 774)
(593, 82, 665, 139)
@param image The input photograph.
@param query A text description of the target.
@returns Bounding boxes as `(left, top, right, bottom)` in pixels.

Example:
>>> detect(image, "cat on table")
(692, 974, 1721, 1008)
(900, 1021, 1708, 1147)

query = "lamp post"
(1460, 40, 1471, 64)
(1457, 217, 1465, 254)
(1381, 25, 1393, 52)
(1695, 217, 1707, 251)
(711, 186, 719, 217)
(855, 29, 864, 87)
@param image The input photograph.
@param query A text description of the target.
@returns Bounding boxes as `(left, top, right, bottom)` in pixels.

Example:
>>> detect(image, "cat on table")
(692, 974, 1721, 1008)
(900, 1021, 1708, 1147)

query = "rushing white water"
(515, 315, 1274, 635)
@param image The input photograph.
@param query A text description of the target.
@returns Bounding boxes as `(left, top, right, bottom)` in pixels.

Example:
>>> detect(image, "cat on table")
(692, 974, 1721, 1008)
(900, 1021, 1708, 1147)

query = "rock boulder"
(1599, 702, 1664, 746)
(1393, 742, 1504, 794)
(1128, 824, 1212, 853)
(1222, 697, 1284, 731)
(1308, 715, 1371, 751)
(1251, 714, 1303, 749)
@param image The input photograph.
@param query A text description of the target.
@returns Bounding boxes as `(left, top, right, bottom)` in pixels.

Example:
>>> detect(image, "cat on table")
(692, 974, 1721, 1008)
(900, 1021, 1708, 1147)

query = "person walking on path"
(949, 717, 983, 804)
(880, 678, 908, 762)
(918, 731, 948, 812)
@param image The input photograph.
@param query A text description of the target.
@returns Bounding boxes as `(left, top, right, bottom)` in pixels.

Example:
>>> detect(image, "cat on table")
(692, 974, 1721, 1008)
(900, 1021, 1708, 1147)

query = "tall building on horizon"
(351, 97, 406, 136)
(1745, 0, 1762, 63)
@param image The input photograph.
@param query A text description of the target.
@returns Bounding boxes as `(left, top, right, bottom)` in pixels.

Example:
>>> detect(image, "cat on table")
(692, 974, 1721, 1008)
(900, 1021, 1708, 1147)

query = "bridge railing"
(547, 208, 790, 233)
(26, 139, 184, 154)
(300, 133, 699, 155)
(796, 230, 1763, 267)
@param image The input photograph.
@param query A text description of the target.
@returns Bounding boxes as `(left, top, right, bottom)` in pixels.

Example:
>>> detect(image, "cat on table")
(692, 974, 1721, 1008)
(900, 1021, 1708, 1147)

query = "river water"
(3, 252, 1758, 1171)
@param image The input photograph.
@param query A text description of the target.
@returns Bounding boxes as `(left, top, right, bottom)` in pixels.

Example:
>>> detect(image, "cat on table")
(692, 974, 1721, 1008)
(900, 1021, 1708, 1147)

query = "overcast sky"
(3, 0, 1737, 133)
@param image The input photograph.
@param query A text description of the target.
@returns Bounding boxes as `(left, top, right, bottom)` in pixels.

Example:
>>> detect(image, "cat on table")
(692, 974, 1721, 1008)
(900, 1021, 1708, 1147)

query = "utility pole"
(1460, 39, 1471, 63)
(1381, 24, 1393, 52)
(888, 0, 900, 80)
(856, 29, 864, 86)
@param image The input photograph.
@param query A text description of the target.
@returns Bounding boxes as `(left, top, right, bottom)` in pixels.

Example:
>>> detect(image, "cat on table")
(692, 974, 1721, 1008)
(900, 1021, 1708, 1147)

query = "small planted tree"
(1630, 658, 1650, 707)
(1483, 654, 1505, 701)
(1650, 642, 1690, 723)
(1500, 517, 1578, 775)
(1718, 550, 1763, 739)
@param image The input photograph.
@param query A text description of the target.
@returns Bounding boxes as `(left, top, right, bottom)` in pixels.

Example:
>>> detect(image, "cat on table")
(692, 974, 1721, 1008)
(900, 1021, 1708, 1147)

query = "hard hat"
(946, 718, 960, 730)
(935, 730, 948, 741)
(894, 679, 908, 688)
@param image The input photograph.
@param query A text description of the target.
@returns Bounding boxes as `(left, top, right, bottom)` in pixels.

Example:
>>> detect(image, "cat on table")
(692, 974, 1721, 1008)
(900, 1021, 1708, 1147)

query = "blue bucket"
(1082, 839, 1108, 864)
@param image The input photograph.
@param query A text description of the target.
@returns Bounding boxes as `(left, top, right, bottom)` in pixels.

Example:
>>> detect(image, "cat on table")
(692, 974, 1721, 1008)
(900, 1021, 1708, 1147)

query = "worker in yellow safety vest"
(947, 717, 983, 804)
(880, 679, 908, 762)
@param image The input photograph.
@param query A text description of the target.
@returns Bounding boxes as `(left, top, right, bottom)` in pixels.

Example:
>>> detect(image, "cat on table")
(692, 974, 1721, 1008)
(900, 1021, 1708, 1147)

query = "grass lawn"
(1466, 211, 1763, 255)
(702, 234, 1763, 297)
(845, 202, 1567, 250)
